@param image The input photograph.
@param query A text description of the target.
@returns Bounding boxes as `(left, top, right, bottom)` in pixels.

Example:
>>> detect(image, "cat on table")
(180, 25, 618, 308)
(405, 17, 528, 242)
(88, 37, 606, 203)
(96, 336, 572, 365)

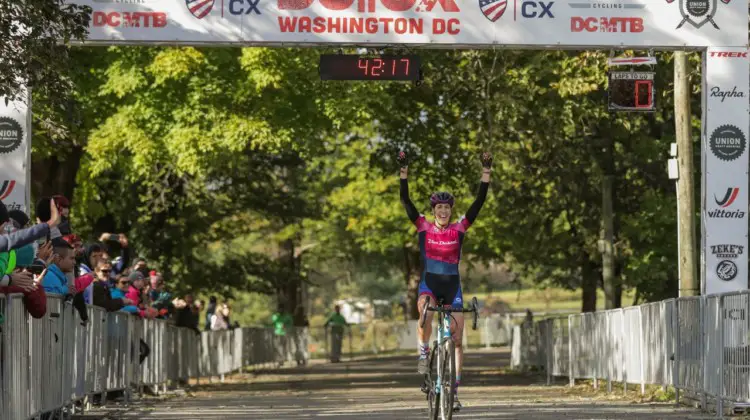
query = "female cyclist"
(398, 151, 492, 412)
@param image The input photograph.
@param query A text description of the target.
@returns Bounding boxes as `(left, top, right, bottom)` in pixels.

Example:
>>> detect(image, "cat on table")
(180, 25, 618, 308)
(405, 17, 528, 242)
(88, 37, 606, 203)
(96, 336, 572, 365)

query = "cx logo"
(0, 180, 15, 201)
(518, 0, 554, 19)
(229, 0, 261, 15)
(715, 187, 740, 207)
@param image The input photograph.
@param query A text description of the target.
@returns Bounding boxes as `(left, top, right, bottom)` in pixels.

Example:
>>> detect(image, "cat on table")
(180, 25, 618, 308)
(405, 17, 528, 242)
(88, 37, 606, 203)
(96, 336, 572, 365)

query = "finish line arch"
(3, 0, 749, 295)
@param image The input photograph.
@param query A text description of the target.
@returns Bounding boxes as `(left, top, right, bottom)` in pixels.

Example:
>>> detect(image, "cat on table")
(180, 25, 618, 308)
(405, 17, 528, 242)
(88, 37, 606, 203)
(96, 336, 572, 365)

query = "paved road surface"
(82, 348, 712, 419)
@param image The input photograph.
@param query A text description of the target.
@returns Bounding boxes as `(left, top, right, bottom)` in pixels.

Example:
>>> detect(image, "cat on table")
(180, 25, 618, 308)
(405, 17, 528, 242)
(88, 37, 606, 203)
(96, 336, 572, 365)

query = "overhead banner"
(69, 0, 747, 47)
(703, 47, 749, 295)
(0, 91, 31, 215)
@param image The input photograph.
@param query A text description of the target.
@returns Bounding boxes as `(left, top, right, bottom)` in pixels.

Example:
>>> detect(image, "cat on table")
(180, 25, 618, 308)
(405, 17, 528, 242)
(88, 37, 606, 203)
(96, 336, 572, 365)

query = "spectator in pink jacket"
(126, 271, 156, 318)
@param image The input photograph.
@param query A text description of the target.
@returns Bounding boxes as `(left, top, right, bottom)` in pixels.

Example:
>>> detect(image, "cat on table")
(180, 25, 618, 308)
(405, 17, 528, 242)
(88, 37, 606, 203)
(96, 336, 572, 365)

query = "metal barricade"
(86, 306, 109, 396)
(3, 294, 30, 420)
(720, 292, 750, 406)
(0, 292, 312, 419)
(105, 311, 131, 392)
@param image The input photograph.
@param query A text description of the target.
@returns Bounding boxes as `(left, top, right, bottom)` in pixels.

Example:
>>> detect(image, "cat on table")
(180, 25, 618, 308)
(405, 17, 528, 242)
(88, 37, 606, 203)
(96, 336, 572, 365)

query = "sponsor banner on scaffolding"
(69, 0, 745, 47)
(0, 91, 31, 214)
(704, 47, 749, 295)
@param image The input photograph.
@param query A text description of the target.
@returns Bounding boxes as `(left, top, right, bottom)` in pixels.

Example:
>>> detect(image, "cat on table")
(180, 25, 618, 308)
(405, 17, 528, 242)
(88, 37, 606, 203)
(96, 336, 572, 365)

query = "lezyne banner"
(69, 0, 746, 48)
(0, 91, 31, 214)
(703, 47, 749, 295)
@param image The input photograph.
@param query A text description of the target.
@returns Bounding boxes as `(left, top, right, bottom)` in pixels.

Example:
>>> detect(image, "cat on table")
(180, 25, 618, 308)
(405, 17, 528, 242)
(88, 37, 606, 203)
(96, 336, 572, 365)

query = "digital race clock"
(608, 71, 656, 112)
(319, 55, 421, 81)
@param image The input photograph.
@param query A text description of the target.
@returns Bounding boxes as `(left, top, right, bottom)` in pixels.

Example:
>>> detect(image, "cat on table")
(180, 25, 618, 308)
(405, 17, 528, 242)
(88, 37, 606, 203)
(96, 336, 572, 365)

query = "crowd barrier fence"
(511, 291, 750, 417)
(0, 293, 310, 420)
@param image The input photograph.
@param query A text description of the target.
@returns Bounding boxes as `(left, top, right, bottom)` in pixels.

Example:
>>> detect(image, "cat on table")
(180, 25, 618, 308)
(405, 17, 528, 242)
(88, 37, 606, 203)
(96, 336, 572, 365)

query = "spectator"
(220, 303, 232, 328)
(132, 258, 149, 277)
(35, 197, 64, 241)
(0, 202, 58, 293)
(146, 275, 172, 318)
(271, 306, 293, 366)
(7, 209, 30, 230)
(324, 305, 348, 363)
(205, 296, 217, 331)
(78, 243, 106, 276)
(63, 234, 84, 261)
(125, 271, 157, 318)
(0, 198, 59, 255)
(98, 233, 130, 280)
(83, 259, 131, 312)
(0, 243, 47, 318)
(194, 299, 203, 315)
(210, 304, 229, 331)
(52, 194, 72, 235)
(110, 275, 140, 315)
(175, 294, 200, 333)
(41, 240, 76, 296)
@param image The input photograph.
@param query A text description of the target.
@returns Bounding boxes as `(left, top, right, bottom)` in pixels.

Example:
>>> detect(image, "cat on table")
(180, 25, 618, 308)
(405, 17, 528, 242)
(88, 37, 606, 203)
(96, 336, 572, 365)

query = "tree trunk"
(403, 245, 421, 320)
(580, 258, 598, 312)
(31, 146, 84, 202)
(600, 132, 618, 309)
(277, 238, 302, 322)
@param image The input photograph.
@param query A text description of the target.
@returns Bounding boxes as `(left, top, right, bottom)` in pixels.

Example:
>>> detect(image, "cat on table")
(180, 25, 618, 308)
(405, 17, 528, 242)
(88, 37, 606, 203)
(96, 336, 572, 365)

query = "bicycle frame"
(434, 309, 453, 395)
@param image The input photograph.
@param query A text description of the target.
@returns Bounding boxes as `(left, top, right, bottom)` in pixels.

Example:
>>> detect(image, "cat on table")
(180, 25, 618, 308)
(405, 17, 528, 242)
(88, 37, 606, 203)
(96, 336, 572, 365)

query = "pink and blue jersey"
(400, 178, 489, 307)
(414, 215, 470, 276)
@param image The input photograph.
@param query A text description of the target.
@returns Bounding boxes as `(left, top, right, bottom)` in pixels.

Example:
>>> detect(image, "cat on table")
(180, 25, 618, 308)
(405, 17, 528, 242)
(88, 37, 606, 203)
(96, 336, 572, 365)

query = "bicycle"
(419, 296, 479, 420)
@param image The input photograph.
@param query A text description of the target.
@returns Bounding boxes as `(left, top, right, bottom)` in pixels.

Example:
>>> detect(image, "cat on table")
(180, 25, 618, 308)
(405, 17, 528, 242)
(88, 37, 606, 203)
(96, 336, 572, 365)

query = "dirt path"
(81, 348, 712, 419)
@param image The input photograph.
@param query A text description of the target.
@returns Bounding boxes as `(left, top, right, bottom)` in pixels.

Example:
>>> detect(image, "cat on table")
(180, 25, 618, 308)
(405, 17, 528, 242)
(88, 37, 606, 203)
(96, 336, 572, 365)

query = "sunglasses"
(99, 269, 111, 274)
(118, 280, 131, 285)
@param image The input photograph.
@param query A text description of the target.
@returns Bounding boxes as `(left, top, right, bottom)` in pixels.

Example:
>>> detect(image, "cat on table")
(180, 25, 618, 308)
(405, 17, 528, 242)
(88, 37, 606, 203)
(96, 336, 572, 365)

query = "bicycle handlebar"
(424, 306, 476, 314)
(419, 296, 480, 331)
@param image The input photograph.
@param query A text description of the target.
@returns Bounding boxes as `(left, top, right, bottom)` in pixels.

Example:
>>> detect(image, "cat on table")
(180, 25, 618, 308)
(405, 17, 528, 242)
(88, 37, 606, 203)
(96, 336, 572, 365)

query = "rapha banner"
(703, 48, 750, 295)
(0, 91, 31, 214)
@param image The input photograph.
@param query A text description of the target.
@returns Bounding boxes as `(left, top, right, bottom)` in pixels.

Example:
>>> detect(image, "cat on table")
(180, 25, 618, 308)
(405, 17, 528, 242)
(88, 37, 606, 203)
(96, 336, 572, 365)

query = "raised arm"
(398, 152, 419, 223)
(465, 152, 492, 224)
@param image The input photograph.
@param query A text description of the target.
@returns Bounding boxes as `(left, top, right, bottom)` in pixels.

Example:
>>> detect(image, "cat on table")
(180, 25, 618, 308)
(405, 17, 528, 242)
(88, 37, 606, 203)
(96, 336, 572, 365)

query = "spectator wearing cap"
(132, 258, 148, 277)
(63, 234, 84, 260)
(0, 243, 47, 318)
(125, 271, 157, 318)
(41, 240, 76, 296)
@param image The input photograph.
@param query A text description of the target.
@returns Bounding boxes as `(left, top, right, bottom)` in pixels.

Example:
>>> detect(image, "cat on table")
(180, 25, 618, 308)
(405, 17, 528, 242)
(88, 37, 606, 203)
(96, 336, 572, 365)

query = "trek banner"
(0, 91, 31, 215)
(703, 47, 750, 295)
(70, 0, 746, 47)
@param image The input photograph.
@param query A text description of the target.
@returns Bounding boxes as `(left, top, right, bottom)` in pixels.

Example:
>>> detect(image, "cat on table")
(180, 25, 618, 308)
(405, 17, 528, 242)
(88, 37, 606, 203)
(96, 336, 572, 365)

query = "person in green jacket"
(271, 306, 293, 367)
(324, 305, 348, 363)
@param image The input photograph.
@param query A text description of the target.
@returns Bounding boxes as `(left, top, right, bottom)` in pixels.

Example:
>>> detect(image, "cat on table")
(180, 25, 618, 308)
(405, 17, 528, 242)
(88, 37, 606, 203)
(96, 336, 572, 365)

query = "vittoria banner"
(703, 47, 750, 295)
(0, 90, 31, 214)
(69, 0, 747, 47)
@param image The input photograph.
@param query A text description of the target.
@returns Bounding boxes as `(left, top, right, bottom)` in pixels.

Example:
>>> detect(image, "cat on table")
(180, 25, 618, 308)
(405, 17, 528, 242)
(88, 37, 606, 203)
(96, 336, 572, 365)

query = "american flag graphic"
(479, 0, 507, 22)
(186, 0, 214, 19)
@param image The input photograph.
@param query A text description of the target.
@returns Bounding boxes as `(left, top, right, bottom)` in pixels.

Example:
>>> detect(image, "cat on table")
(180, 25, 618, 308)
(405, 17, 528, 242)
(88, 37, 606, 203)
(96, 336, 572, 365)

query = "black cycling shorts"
(418, 273, 463, 307)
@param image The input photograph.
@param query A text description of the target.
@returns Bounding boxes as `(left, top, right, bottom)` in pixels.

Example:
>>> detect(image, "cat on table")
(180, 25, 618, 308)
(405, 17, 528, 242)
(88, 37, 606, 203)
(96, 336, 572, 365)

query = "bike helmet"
(430, 192, 454, 208)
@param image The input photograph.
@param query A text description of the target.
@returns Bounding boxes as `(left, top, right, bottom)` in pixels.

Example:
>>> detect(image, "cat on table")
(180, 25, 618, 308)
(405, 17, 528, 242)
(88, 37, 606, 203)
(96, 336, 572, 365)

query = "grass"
(467, 287, 638, 314)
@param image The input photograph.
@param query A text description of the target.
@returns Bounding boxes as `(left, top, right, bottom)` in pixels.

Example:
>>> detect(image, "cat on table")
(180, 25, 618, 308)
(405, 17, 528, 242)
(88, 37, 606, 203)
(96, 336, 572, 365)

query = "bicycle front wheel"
(439, 339, 456, 420)
(428, 343, 440, 420)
